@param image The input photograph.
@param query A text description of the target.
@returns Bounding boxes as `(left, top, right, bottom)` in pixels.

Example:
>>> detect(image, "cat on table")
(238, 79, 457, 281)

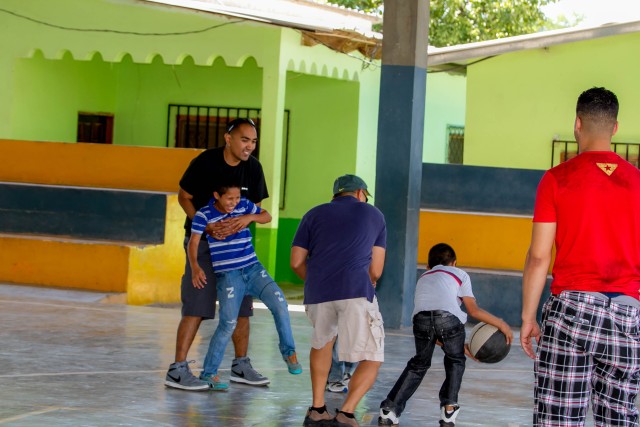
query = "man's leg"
(229, 293, 269, 386)
(311, 337, 336, 407)
(341, 360, 381, 413)
(232, 316, 250, 357)
(165, 237, 215, 391)
(175, 316, 202, 361)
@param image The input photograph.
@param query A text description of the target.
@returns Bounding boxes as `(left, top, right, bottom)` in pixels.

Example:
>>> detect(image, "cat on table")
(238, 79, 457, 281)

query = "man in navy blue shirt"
(291, 174, 387, 427)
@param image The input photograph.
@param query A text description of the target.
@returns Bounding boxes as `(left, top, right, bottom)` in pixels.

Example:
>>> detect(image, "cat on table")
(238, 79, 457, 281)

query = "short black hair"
(576, 87, 618, 127)
(215, 178, 241, 196)
(428, 243, 457, 268)
(226, 118, 256, 134)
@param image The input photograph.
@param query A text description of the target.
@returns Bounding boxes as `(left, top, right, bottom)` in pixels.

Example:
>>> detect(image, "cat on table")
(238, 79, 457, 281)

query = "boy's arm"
(187, 233, 207, 289)
(462, 296, 513, 345)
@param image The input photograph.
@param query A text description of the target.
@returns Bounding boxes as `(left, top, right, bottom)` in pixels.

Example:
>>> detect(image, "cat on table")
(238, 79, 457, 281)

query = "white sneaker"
(378, 408, 399, 426)
(326, 379, 347, 393)
(439, 405, 460, 426)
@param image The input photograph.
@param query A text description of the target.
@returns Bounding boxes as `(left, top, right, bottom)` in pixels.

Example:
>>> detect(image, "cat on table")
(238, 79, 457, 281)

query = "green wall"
(282, 72, 359, 219)
(12, 53, 262, 146)
(423, 72, 467, 163)
(465, 32, 640, 169)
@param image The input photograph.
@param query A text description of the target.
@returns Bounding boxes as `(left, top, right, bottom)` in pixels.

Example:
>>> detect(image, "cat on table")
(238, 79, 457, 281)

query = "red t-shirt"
(533, 151, 640, 296)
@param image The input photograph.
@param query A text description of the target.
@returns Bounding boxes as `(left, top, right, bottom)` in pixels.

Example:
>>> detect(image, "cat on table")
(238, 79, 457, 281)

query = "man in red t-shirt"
(521, 87, 640, 426)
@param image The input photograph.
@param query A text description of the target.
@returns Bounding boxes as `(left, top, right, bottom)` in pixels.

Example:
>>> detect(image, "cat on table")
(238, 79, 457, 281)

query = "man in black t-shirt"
(165, 118, 270, 391)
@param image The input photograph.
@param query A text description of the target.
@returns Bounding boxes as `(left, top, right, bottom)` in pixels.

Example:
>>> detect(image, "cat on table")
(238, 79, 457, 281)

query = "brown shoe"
(303, 406, 333, 426)
(333, 410, 359, 427)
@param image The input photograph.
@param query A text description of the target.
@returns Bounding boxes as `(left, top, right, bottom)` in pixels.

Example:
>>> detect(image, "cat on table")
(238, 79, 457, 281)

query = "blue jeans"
(328, 339, 357, 382)
(380, 310, 466, 416)
(201, 262, 296, 376)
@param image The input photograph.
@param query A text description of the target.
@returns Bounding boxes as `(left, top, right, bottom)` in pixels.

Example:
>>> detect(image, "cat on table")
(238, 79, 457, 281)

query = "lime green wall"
(282, 72, 359, 219)
(11, 53, 262, 146)
(12, 52, 117, 142)
(465, 32, 640, 169)
(424, 72, 466, 163)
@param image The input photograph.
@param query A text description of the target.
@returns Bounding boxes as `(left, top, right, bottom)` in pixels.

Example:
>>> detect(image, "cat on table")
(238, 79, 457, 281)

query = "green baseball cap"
(332, 174, 372, 197)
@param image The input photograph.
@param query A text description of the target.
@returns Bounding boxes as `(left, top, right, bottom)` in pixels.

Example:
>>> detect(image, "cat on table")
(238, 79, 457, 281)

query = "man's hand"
(224, 216, 253, 234)
(520, 320, 541, 359)
(205, 221, 234, 240)
(191, 265, 207, 289)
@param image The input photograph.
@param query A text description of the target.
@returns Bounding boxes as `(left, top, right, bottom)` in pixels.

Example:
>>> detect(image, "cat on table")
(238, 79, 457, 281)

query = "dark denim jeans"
(380, 310, 466, 416)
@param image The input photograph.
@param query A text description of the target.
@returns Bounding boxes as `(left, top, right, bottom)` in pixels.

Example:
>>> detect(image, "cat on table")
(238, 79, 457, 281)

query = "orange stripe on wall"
(0, 139, 201, 192)
(418, 210, 533, 271)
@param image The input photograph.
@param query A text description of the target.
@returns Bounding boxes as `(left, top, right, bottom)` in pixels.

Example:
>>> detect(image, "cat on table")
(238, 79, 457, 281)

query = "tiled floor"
(0, 283, 597, 427)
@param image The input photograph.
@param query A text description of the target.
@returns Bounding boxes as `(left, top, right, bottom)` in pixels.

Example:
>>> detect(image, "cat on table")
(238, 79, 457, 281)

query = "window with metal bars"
(166, 104, 291, 209)
(446, 125, 464, 164)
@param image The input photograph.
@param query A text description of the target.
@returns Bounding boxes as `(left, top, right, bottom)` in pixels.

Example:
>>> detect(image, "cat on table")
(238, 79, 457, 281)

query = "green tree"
(327, 0, 573, 47)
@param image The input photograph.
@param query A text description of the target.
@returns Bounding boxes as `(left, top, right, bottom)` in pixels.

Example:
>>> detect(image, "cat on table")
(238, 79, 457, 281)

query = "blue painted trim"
(0, 183, 166, 244)
(422, 163, 543, 215)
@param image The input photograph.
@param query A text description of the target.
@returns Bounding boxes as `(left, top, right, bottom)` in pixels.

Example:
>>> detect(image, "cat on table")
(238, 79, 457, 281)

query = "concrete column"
(375, 0, 429, 328)
(255, 33, 286, 274)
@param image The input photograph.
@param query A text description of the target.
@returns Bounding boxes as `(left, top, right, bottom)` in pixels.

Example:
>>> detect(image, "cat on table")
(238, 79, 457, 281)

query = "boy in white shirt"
(378, 243, 513, 427)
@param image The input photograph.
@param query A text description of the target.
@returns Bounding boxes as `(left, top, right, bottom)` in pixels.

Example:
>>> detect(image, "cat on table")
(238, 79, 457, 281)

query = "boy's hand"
(191, 265, 207, 289)
(497, 320, 514, 346)
(464, 343, 479, 361)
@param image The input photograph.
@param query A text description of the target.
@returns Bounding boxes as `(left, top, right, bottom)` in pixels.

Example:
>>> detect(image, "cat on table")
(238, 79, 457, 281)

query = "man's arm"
(178, 188, 197, 220)
(520, 222, 556, 359)
(290, 246, 309, 280)
(369, 246, 386, 284)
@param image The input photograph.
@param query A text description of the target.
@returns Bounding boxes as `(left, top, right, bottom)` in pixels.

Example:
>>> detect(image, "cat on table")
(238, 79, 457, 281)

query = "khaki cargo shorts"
(306, 296, 384, 363)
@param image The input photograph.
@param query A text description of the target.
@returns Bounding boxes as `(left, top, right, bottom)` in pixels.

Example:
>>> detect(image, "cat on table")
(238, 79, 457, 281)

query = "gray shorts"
(181, 236, 253, 319)
(306, 296, 384, 363)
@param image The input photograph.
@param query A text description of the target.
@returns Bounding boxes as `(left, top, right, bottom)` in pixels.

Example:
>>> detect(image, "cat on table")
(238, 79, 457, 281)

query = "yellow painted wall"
(418, 210, 532, 271)
(0, 234, 130, 292)
(0, 139, 200, 192)
(127, 195, 185, 305)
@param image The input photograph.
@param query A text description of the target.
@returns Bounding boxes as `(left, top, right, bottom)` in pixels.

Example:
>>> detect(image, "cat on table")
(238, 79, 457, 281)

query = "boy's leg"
(380, 311, 438, 417)
(248, 263, 296, 355)
(201, 270, 246, 379)
(437, 316, 466, 408)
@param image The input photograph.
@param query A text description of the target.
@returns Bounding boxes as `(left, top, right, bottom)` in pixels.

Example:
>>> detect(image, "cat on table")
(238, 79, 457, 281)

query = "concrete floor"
(0, 283, 598, 427)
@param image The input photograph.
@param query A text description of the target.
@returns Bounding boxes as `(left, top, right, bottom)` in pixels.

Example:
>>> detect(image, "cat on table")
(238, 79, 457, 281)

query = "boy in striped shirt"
(189, 181, 301, 390)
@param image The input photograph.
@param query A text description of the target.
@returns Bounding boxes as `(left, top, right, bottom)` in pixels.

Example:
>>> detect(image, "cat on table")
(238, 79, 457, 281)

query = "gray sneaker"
(229, 357, 270, 386)
(165, 360, 209, 391)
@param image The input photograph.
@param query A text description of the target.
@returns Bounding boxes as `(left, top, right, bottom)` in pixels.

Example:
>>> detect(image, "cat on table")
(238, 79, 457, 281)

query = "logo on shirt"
(596, 163, 617, 176)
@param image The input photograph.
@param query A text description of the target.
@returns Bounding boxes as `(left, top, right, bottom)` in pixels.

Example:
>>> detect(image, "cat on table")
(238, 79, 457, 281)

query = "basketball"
(468, 322, 510, 363)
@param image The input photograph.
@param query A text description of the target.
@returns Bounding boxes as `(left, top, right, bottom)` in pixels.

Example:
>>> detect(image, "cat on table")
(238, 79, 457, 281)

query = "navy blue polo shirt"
(292, 196, 387, 304)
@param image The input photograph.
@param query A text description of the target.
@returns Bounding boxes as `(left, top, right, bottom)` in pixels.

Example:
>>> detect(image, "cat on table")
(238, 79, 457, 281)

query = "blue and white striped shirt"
(191, 198, 260, 273)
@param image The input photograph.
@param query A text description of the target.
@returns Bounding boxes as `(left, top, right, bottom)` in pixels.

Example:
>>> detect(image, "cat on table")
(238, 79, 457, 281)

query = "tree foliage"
(327, 0, 566, 47)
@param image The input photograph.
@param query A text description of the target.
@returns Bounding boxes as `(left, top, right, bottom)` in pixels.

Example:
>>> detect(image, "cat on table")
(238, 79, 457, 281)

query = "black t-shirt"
(179, 147, 269, 234)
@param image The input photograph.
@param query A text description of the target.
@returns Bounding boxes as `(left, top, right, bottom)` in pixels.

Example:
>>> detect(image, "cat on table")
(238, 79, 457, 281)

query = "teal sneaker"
(283, 351, 303, 375)
(199, 374, 229, 391)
